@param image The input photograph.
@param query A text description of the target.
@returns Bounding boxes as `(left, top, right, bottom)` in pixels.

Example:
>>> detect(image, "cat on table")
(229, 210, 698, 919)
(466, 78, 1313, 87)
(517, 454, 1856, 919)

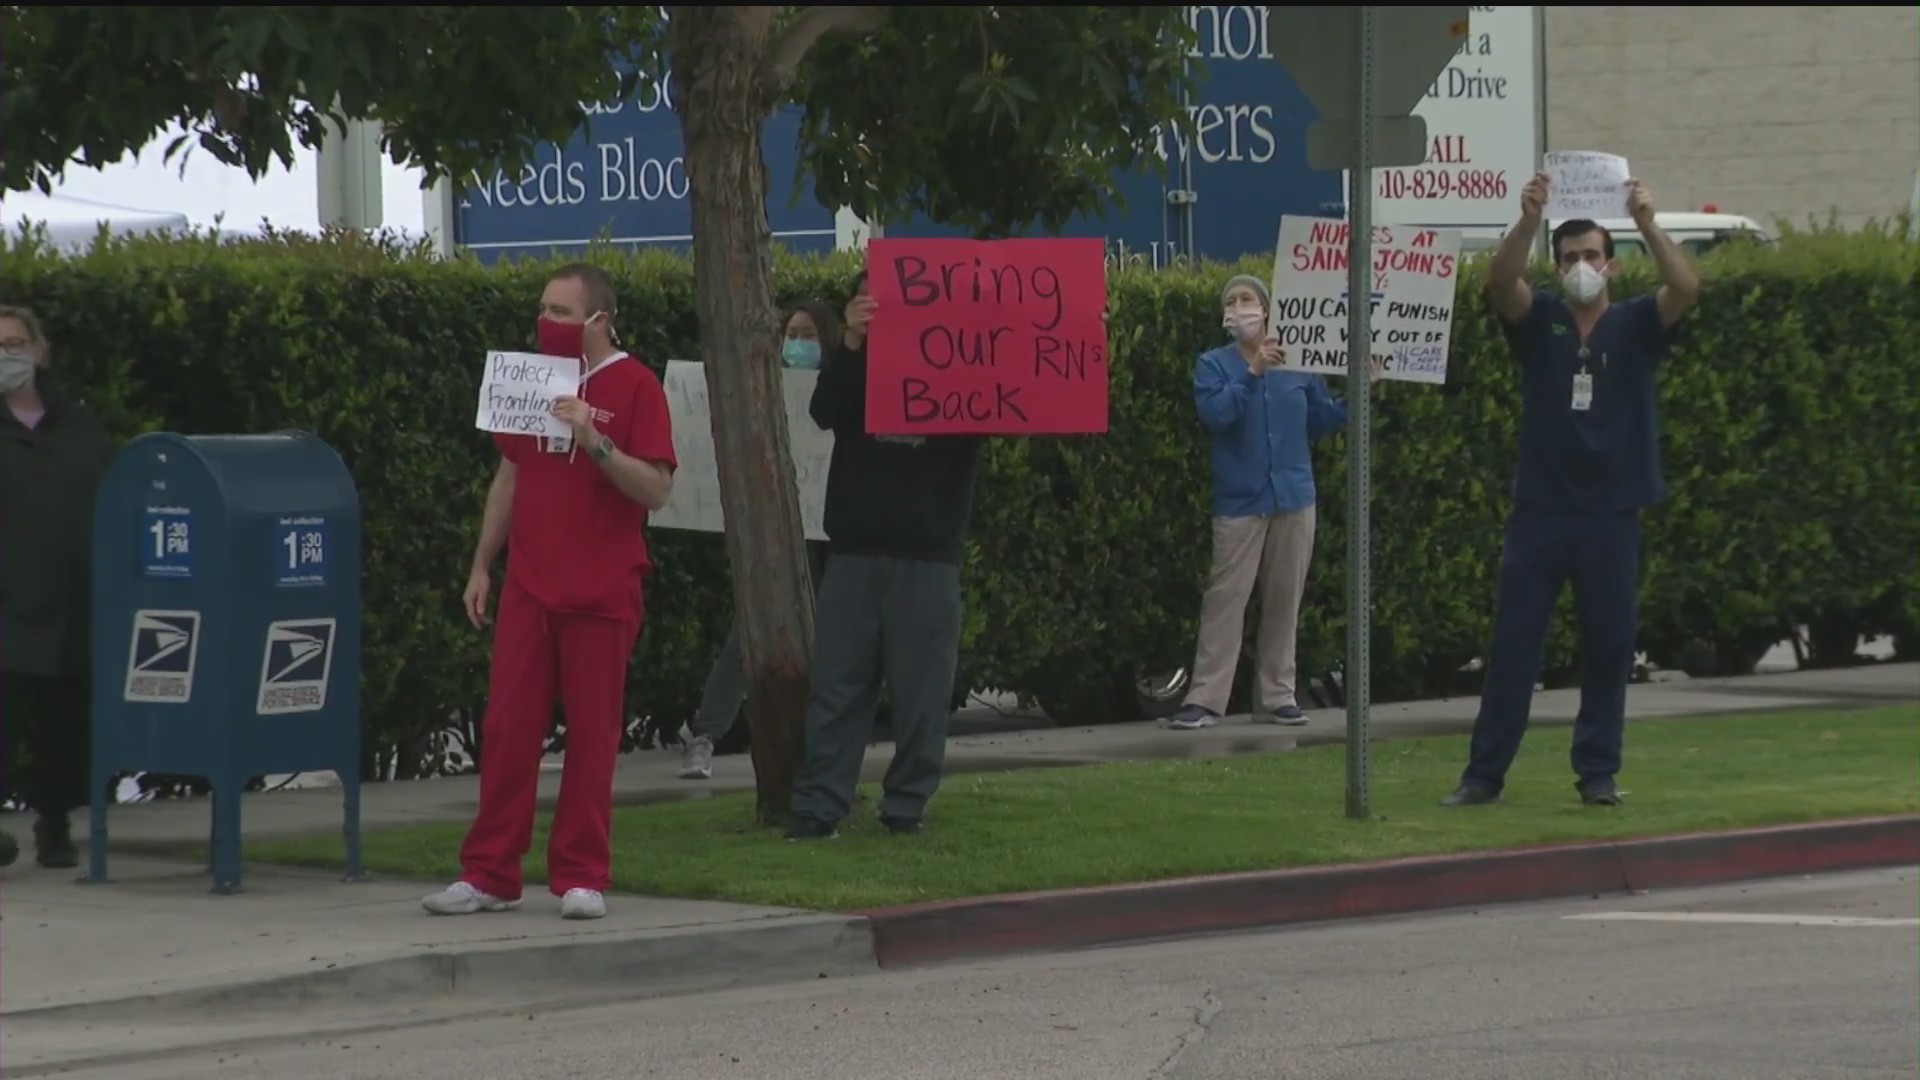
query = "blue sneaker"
(1256, 704, 1309, 726)
(1168, 704, 1221, 730)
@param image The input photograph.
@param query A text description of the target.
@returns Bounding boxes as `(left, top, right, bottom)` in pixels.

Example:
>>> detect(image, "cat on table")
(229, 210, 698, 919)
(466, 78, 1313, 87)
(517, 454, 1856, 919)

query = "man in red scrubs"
(424, 264, 677, 921)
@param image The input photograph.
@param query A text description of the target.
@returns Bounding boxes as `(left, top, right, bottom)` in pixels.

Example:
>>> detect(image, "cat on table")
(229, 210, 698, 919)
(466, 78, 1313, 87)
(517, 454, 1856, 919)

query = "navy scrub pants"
(1462, 511, 1642, 794)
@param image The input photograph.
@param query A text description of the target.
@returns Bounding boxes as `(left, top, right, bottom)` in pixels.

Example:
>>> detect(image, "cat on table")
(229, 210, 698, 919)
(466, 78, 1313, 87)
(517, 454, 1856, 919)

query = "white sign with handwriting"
(1544, 151, 1632, 220)
(473, 351, 579, 440)
(652, 360, 833, 542)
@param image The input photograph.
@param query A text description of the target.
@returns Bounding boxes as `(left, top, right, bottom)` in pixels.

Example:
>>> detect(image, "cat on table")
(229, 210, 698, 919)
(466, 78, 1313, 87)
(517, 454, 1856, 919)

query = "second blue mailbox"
(89, 431, 363, 894)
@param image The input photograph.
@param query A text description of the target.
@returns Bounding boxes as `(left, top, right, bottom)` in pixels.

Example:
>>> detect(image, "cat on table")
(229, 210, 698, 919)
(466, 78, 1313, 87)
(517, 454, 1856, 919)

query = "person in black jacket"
(0, 305, 114, 869)
(786, 272, 984, 840)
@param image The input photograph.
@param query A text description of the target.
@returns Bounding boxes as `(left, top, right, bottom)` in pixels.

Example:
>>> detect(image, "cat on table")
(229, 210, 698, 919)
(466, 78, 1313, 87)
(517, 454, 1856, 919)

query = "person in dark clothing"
(787, 271, 984, 840)
(0, 305, 115, 869)
(1441, 174, 1698, 810)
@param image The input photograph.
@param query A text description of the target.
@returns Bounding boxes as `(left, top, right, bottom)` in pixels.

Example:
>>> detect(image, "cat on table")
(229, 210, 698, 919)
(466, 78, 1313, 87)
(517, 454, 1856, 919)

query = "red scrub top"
(493, 352, 677, 621)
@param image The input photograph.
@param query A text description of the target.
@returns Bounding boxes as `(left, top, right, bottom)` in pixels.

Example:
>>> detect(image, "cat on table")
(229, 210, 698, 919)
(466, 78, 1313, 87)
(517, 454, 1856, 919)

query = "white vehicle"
(1457, 208, 1774, 259)
(1581, 209, 1772, 258)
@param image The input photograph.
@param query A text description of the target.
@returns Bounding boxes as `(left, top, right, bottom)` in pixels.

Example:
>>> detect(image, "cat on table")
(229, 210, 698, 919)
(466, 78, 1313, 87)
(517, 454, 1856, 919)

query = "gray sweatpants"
(789, 552, 964, 825)
(689, 540, 832, 743)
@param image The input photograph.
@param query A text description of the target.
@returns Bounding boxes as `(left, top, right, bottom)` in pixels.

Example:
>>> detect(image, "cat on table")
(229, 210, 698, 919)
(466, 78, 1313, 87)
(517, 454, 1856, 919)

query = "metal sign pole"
(1532, 7, 1551, 266)
(1344, 4, 1375, 821)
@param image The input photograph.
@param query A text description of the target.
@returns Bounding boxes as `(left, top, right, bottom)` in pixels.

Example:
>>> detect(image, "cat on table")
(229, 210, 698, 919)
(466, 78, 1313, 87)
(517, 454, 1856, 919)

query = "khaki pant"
(1183, 506, 1318, 716)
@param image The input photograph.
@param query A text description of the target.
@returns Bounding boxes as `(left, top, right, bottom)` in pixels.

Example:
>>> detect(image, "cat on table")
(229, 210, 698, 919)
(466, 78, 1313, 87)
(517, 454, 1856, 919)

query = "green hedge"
(3, 224, 1913, 778)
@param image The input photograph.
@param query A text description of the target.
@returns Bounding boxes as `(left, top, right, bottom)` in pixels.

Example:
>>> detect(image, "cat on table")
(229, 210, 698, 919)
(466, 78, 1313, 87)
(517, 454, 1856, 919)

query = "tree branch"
(766, 5, 889, 92)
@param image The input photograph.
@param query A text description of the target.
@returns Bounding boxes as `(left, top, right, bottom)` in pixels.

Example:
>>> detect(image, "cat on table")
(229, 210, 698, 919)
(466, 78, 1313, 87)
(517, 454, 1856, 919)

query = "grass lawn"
(248, 705, 1919, 911)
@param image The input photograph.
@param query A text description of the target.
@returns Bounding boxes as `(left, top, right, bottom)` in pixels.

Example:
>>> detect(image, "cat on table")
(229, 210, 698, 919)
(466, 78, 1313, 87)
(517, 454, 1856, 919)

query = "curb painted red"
(854, 815, 1919, 968)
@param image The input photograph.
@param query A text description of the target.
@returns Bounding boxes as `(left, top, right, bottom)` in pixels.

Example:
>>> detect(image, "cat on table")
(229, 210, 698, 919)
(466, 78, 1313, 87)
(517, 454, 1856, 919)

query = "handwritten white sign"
(473, 351, 579, 440)
(1268, 215, 1462, 386)
(1544, 151, 1631, 220)
(651, 360, 833, 542)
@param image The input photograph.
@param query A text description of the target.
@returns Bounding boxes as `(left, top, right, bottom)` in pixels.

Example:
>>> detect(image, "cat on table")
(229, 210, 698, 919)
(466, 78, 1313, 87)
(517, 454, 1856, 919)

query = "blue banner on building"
(453, 69, 837, 263)
(452, 6, 1344, 268)
(883, 7, 1343, 267)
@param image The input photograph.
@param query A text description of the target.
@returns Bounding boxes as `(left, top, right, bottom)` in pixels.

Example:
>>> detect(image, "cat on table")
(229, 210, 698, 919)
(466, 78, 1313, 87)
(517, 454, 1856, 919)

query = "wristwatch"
(589, 434, 615, 462)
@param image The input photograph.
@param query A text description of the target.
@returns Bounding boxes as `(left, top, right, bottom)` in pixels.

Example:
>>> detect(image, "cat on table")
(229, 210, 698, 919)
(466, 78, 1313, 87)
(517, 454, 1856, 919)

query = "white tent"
(1, 190, 191, 253)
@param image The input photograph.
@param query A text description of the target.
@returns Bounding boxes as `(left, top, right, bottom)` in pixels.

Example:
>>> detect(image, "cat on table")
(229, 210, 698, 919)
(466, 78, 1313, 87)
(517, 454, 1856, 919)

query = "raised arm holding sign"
(862, 238, 1110, 436)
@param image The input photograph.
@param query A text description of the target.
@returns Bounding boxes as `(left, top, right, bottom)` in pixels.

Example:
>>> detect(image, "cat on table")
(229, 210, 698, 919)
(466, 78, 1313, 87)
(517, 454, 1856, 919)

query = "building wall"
(1544, 5, 1919, 230)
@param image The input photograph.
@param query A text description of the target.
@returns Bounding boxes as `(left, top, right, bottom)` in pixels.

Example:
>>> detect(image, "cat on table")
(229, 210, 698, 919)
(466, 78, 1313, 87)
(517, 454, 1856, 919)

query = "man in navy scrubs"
(1442, 172, 1699, 808)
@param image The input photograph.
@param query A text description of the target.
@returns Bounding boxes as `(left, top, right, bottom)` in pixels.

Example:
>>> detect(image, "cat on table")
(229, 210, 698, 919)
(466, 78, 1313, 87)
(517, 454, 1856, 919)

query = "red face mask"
(536, 316, 586, 360)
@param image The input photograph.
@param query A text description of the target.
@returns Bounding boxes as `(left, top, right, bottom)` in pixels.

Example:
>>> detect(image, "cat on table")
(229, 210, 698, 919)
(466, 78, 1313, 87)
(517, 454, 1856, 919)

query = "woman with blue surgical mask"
(1166, 274, 1369, 732)
(677, 299, 843, 779)
(778, 300, 840, 372)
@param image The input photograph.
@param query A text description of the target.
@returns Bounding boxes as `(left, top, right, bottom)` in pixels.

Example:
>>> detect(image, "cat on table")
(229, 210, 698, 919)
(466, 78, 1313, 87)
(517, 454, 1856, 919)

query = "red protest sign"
(863, 238, 1109, 436)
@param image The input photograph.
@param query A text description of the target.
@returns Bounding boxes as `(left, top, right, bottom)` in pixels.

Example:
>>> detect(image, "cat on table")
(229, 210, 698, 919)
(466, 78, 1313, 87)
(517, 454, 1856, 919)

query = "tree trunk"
(670, 6, 815, 824)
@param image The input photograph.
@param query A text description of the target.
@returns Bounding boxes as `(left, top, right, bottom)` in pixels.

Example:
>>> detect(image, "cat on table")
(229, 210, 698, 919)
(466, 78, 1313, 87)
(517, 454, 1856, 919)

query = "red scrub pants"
(458, 577, 639, 900)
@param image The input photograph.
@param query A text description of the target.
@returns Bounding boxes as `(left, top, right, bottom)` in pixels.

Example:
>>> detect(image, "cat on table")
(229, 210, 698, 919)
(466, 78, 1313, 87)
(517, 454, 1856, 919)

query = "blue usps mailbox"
(89, 431, 363, 894)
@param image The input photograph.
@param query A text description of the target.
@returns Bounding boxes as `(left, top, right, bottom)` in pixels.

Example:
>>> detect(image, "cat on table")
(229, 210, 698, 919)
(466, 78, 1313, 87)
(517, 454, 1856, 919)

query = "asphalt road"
(50, 869, 1920, 1080)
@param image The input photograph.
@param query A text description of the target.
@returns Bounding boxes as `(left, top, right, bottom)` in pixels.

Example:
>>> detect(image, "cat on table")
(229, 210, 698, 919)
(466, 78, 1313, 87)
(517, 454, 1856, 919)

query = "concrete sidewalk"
(1, 855, 864, 1014)
(0, 853, 874, 1071)
(79, 661, 1920, 851)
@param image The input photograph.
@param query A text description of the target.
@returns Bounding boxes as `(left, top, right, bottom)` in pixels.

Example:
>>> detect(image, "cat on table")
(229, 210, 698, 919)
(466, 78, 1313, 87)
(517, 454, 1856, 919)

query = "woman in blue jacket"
(1167, 274, 1364, 730)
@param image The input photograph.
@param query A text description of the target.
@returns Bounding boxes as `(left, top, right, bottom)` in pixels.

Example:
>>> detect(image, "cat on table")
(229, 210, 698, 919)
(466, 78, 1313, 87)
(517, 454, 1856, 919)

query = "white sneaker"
(421, 880, 519, 916)
(678, 735, 714, 780)
(560, 888, 607, 920)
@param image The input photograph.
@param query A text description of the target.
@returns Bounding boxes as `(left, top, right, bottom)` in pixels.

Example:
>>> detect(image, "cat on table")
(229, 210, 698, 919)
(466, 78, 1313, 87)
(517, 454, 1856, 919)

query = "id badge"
(546, 431, 573, 454)
(1571, 371, 1594, 412)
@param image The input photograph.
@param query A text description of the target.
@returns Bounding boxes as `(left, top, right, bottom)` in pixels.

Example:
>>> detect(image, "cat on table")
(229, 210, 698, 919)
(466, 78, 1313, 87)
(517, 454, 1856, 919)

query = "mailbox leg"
(210, 783, 245, 895)
(341, 769, 368, 883)
(84, 771, 110, 884)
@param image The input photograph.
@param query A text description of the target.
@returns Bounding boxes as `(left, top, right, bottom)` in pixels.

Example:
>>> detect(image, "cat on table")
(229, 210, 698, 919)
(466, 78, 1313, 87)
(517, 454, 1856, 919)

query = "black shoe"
(880, 816, 923, 836)
(0, 829, 18, 869)
(1579, 779, 1622, 807)
(784, 816, 839, 842)
(35, 813, 78, 869)
(1439, 783, 1501, 807)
